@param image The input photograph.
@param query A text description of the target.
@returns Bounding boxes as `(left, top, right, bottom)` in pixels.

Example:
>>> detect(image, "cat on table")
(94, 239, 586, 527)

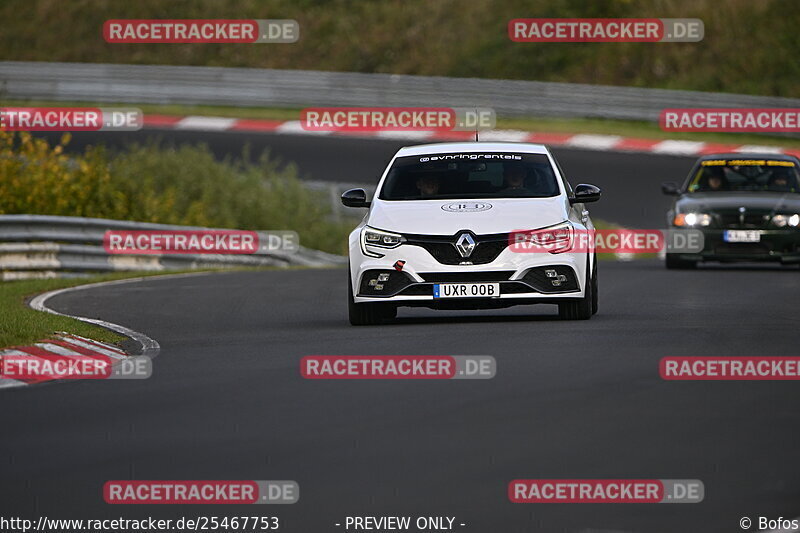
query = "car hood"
(366, 197, 569, 235)
(676, 192, 800, 213)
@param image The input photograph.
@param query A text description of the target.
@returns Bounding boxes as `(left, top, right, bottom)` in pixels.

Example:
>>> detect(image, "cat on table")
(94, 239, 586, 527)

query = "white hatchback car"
(342, 142, 601, 325)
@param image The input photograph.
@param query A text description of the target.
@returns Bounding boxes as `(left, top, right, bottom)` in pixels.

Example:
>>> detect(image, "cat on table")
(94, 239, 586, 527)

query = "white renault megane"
(342, 142, 601, 325)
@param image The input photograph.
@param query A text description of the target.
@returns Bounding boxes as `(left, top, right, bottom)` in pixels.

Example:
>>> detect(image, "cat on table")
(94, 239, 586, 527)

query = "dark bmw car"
(661, 153, 800, 269)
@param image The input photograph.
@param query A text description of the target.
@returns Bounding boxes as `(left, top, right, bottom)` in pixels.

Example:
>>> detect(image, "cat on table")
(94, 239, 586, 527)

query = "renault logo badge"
(455, 233, 476, 258)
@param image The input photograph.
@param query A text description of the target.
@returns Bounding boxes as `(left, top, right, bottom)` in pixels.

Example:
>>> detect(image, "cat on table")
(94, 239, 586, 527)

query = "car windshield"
(687, 159, 800, 193)
(379, 153, 560, 200)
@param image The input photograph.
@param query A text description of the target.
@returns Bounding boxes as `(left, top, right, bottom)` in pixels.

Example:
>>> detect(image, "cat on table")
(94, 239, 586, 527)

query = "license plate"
(433, 283, 500, 298)
(724, 230, 761, 243)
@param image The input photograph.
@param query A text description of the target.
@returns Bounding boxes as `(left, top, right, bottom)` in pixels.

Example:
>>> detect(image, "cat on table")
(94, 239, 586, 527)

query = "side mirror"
(341, 188, 371, 208)
(570, 183, 601, 204)
(661, 182, 681, 196)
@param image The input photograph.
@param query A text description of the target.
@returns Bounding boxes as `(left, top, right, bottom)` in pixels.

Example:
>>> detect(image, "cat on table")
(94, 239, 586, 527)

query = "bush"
(0, 131, 354, 254)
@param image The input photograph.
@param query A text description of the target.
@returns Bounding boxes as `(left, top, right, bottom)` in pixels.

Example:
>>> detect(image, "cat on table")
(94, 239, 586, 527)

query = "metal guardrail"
(0, 215, 345, 280)
(2, 61, 800, 122)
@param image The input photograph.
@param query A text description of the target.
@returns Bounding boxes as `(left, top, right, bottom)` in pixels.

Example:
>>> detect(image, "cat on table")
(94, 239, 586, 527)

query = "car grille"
(404, 232, 509, 265)
(418, 271, 515, 282)
(717, 213, 770, 228)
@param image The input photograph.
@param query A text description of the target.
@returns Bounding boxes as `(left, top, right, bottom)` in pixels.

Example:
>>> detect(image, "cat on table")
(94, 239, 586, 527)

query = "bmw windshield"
(379, 153, 560, 200)
(687, 159, 800, 193)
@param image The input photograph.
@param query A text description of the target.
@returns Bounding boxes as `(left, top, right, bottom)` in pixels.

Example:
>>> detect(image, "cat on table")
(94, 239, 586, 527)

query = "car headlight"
(771, 214, 800, 227)
(360, 226, 406, 257)
(523, 221, 574, 254)
(674, 213, 712, 227)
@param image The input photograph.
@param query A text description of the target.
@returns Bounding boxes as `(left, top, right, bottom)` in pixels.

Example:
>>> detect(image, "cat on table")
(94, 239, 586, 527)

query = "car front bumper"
(348, 233, 591, 306)
(668, 228, 800, 263)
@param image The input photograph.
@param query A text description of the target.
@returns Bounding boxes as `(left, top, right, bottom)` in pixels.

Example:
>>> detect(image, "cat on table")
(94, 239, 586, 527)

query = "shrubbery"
(0, 131, 354, 254)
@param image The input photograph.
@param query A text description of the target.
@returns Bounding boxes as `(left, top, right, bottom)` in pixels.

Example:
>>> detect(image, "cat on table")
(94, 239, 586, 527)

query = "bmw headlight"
(674, 213, 712, 227)
(772, 214, 800, 227)
(360, 226, 406, 257)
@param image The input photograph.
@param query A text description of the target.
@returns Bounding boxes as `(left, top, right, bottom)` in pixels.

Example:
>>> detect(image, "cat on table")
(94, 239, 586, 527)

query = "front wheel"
(348, 271, 397, 326)
(558, 262, 594, 320)
(591, 257, 598, 315)
(665, 254, 698, 269)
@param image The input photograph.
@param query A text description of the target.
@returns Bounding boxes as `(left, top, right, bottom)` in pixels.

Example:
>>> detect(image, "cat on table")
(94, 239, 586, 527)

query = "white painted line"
(0, 349, 35, 357)
(0, 378, 26, 389)
(566, 134, 623, 151)
(374, 130, 435, 140)
(62, 333, 127, 355)
(734, 145, 785, 154)
(57, 336, 126, 360)
(33, 343, 84, 357)
(28, 277, 170, 360)
(475, 129, 530, 142)
(652, 140, 706, 155)
(28, 272, 213, 363)
(175, 116, 237, 131)
(275, 120, 332, 135)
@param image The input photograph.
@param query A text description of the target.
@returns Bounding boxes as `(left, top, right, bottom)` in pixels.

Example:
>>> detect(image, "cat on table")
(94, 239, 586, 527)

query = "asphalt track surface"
(4, 131, 799, 532)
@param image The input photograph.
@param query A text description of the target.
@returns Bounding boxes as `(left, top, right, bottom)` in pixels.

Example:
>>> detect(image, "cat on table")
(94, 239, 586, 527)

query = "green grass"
(3, 98, 797, 150)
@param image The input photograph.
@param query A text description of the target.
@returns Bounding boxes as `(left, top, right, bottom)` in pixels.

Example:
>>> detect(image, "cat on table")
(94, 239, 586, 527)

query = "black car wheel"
(665, 254, 698, 270)
(558, 258, 594, 320)
(591, 256, 598, 315)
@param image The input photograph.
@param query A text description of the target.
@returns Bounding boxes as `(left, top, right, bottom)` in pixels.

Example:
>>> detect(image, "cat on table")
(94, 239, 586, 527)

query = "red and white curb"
(144, 114, 800, 158)
(0, 275, 172, 390)
(0, 333, 128, 389)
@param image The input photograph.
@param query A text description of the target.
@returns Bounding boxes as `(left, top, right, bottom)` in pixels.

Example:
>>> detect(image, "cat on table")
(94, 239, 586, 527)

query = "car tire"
(348, 270, 396, 326)
(591, 256, 598, 315)
(665, 254, 698, 270)
(558, 260, 593, 320)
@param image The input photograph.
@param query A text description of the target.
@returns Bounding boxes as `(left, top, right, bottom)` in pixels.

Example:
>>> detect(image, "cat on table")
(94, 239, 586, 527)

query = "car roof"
(395, 142, 550, 157)
(697, 152, 799, 162)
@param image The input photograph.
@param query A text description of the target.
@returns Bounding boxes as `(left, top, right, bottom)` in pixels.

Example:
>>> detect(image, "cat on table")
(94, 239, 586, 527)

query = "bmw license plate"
(433, 283, 500, 298)
(724, 230, 761, 243)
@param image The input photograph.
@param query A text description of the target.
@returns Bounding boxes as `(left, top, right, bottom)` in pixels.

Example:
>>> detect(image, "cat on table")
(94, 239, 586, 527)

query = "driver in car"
(767, 169, 795, 192)
(704, 167, 729, 191)
(500, 163, 530, 195)
(415, 175, 441, 198)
